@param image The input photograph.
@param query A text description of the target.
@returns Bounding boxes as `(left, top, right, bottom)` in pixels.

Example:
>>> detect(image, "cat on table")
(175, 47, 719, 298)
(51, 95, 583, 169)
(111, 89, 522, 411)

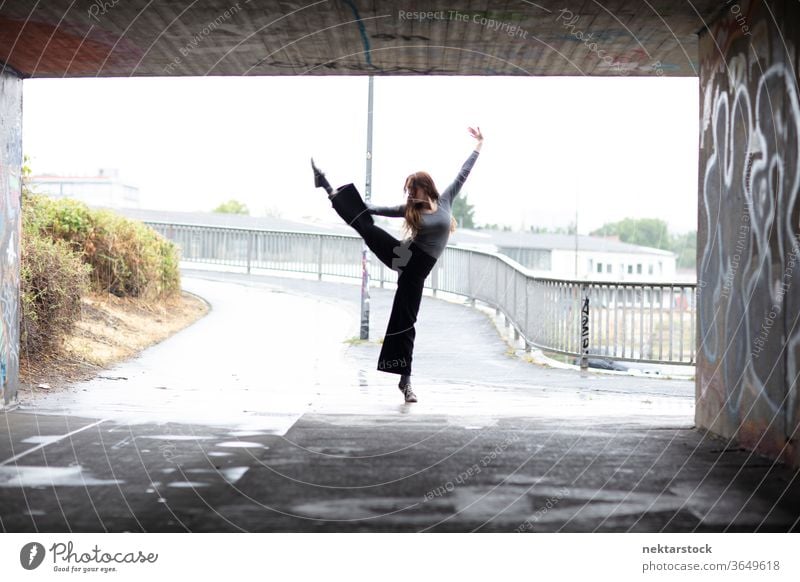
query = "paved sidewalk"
(0, 270, 798, 532)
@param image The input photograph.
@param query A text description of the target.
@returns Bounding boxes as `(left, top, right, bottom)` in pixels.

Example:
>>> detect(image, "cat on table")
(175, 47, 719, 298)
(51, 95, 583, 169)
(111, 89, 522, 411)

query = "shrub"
(23, 194, 180, 300)
(20, 211, 90, 356)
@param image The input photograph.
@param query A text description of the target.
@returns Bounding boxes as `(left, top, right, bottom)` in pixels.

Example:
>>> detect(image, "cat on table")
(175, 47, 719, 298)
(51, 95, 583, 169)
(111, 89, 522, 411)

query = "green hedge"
(20, 192, 181, 356)
(23, 194, 180, 300)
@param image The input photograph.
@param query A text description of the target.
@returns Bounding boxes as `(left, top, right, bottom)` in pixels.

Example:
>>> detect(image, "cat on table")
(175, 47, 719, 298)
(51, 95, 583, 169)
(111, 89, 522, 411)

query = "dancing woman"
(311, 127, 483, 402)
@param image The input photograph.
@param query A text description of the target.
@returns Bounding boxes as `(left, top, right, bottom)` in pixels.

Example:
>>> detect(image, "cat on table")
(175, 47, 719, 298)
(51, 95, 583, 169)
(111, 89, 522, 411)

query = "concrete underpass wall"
(697, 0, 800, 466)
(0, 66, 21, 407)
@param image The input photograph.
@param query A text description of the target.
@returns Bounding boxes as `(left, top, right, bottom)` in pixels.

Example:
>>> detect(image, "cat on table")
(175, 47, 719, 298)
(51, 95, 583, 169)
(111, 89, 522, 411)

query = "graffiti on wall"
(0, 68, 22, 406)
(697, 0, 800, 464)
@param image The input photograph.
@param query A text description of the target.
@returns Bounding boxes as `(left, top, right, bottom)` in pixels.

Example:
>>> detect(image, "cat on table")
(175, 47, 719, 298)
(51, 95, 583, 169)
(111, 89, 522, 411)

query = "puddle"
(140, 435, 214, 441)
(220, 467, 249, 484)
(167, 481, 208, 488)
(21, 436, 65, 445)
(216, 441, 268, 449)
(0, 466, 124, 487)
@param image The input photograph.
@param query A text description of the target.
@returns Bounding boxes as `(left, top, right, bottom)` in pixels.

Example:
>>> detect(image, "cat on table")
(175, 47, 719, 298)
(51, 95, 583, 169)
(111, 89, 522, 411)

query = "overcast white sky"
(22, 75, 699, 234)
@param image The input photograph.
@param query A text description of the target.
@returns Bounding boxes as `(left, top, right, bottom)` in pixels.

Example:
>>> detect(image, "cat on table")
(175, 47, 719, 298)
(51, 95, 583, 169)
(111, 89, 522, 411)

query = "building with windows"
(27, 168, 140, 208)
(449, 230, 679, 282)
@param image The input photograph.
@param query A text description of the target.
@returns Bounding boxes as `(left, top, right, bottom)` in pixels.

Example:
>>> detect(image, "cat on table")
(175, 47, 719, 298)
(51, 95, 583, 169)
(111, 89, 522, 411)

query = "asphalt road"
(1, 270, 797, 532)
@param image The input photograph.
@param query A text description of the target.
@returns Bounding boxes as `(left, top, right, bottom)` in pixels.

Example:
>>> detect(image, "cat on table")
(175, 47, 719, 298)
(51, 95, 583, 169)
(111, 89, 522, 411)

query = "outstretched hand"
(468, 126, 483, 142)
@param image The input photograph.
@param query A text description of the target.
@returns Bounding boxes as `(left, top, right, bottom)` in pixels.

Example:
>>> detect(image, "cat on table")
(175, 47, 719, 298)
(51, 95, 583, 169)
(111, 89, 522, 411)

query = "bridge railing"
(146, 221, 696, 366)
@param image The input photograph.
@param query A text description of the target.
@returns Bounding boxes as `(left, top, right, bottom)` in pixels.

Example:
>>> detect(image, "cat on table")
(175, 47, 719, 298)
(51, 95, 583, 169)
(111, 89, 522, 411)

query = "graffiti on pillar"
(697, 0, 800, 464)
(0, 69, 22, 406)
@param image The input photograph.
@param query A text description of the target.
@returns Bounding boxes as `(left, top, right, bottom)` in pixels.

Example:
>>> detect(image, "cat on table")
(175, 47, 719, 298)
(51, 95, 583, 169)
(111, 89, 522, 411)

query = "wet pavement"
(1, 270, 798, 532)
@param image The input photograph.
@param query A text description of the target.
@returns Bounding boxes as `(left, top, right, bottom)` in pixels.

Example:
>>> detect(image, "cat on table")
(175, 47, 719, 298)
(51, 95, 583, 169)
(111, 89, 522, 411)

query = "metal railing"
(146, 221, 697, 366)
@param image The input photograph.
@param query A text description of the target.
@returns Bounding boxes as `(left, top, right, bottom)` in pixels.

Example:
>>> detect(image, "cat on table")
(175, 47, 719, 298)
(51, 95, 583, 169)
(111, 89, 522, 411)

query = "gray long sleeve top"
(366, 149, 480, 259)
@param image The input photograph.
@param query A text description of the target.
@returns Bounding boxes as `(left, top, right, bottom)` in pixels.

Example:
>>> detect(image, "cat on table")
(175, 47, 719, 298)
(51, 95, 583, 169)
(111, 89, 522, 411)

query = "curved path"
(0, 270, 797, 532)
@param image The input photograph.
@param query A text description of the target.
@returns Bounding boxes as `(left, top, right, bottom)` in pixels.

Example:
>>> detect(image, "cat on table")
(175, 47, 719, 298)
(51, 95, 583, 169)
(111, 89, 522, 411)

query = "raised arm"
(366, 201, 405, 217)
(443, 126, 483, 204)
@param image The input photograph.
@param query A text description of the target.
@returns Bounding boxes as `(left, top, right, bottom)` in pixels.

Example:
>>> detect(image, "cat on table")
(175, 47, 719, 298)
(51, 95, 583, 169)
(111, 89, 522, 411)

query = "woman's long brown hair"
(402, 171, 457, 239)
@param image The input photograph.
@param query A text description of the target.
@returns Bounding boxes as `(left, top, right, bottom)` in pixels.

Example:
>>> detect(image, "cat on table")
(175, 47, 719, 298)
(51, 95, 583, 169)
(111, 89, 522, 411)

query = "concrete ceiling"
(0, 1, 725, 78)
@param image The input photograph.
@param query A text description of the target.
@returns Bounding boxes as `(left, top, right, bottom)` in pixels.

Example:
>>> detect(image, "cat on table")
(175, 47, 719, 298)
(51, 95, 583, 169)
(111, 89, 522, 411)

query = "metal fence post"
(468, 251, 475, 305)
(317, 234, 323, 281)
(246, 231, 253, 275)
(524, 276, 531, 352)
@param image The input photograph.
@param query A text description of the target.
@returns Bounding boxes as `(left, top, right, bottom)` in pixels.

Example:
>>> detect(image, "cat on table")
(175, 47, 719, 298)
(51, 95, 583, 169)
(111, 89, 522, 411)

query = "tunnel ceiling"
(0, 1, 724, 78)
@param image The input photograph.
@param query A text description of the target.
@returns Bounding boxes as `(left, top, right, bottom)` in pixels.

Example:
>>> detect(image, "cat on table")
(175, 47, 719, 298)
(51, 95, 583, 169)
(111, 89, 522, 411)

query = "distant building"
(28, 168, 139, 208)
(449, 229, 679, 282)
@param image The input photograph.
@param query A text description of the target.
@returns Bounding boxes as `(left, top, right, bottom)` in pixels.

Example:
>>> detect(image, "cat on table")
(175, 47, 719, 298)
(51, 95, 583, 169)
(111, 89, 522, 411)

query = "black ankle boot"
(398, 376, 416, 403)
(311, 158, 333, 195)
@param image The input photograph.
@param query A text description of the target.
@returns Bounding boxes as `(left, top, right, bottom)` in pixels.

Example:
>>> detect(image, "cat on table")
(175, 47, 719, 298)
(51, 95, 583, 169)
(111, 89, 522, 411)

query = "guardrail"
(146, 221, 697, 366)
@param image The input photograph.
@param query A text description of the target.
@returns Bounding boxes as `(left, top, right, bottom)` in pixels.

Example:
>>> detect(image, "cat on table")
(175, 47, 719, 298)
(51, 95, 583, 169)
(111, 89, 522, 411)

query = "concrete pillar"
(697, 0, 800, 466)
(0, 66, 22, 408)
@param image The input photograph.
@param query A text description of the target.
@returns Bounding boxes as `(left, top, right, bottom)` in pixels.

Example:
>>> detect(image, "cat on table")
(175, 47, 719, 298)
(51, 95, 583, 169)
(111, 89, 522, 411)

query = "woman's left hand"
(468, 126, 483, 142)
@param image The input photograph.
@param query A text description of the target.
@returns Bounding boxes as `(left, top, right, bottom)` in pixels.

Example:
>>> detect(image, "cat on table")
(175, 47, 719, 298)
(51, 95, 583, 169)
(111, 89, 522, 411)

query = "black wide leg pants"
(329, 183, 437, 376)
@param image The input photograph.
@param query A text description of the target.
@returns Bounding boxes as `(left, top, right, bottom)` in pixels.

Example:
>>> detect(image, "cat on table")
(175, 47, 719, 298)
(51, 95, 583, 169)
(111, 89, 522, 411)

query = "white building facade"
(450, 230, 679, 282)
(549, 247, 676, 281)
(28, 168, 140, 208)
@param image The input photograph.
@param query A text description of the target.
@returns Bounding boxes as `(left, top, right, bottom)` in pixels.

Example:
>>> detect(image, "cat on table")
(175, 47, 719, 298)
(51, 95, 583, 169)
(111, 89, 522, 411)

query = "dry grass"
(19, 291, 209, 397)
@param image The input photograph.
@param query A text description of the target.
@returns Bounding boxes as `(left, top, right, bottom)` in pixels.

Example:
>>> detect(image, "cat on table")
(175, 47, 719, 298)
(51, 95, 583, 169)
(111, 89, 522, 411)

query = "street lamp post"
(360, 75, 374, 340)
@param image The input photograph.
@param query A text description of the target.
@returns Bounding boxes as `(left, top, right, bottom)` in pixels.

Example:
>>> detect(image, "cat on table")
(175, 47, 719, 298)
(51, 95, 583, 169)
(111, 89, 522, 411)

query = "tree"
(452, 193, 475, 229)
(478, 223, 512, 231)
(213, 199, 249, 215)
(591, 217, 670, 250)
(592, 217, 697, 269)
(529, 222, 576, 235)
(22, 154, 32, 180)
(670, 230, 697, 270)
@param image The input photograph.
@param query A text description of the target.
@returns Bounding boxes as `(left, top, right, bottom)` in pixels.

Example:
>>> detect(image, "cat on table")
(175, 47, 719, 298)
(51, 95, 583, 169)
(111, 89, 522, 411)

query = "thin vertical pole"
(360, 76, 374, 340)
(246, 231, 253, 275)
(317, 234, 323, 281)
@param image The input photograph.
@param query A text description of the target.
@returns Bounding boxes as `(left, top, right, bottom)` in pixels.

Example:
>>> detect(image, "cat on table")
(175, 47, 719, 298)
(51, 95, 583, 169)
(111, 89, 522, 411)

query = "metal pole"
(246, 231, 253, 275)
(360, 75, 374, 340)
(317, 234, 323, 281)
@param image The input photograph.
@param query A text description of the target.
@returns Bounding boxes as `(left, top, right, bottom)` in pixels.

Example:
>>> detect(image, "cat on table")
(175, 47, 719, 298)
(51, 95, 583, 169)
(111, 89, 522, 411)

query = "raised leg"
(330, 183, 405, 270)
